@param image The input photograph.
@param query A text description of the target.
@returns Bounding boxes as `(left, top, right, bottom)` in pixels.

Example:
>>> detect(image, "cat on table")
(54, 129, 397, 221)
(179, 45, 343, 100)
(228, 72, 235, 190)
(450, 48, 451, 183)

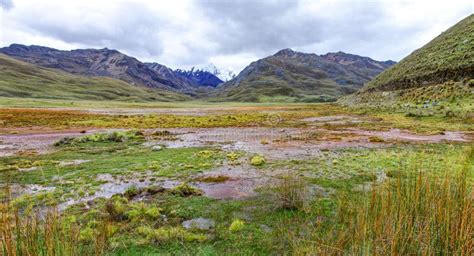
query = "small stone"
(259, 224, 273, 233)
(19, 166, 38, 172)
(182, 218, 215, 231)
(58, 159, 90, 166)
(151, 145, 162, 151)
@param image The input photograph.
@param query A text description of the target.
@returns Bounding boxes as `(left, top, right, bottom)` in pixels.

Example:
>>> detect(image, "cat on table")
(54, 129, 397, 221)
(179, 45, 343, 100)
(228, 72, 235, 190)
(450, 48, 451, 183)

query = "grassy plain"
(1, 99, 473, 255)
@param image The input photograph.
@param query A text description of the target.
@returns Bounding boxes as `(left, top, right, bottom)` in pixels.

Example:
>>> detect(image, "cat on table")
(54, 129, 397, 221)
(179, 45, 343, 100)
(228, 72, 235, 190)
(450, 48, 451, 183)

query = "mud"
(1, 125, 469, 159)
(3, 116, 471, 206)
(148, 127, 469, 160)
(0, 130, 99, 157)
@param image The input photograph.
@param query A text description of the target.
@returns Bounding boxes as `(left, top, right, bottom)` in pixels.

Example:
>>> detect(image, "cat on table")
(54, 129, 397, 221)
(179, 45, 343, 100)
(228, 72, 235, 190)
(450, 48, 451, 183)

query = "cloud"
(8, 1, 167, 57)
(0, 0, 14, 10)
(1, 0, 473, 73)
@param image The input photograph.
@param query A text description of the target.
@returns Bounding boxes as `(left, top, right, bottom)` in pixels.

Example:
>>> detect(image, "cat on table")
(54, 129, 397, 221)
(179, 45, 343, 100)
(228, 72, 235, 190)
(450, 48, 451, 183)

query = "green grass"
(2, 140, 472, 255)
(0, 133, 231, 207)
(0, 96, 326, 109)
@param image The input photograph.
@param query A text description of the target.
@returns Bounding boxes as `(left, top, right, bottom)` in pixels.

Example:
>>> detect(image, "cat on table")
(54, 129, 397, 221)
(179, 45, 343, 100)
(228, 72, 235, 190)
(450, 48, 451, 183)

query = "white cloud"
(1, 0, 473, 74)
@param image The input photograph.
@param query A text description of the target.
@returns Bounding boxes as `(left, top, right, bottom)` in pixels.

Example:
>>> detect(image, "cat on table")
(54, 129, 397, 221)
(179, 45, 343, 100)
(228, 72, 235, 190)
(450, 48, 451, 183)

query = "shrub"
(229, 219, 245, 232)
(54, 130, 144, 146)
(124, 186, 140, 199)
(170, 183, 203, 197)
(250, 155, 266, 166)
(105, 196, 128, 221)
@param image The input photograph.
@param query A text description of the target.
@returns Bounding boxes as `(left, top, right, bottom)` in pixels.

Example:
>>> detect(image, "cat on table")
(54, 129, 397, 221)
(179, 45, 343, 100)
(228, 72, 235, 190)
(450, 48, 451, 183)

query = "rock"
(19, 166, 38, 172)
(182, 218, 215, 231)
(259, 224, 273, 233)
(151, 145, 162, 151)
(58, 159, 90, 166)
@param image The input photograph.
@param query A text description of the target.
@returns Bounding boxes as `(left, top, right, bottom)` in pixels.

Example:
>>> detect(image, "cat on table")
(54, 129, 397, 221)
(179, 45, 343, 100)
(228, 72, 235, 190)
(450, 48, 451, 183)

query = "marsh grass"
(289, 147, 474, 255)
(272, 175, 312, 212)
(1, 186, 110, 256)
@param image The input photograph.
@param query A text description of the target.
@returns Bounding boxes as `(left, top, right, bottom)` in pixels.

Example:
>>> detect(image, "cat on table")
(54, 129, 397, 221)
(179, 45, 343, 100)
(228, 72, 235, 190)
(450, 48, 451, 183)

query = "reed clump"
(1, 186, 110, 256)
(292, 146, 473, 255)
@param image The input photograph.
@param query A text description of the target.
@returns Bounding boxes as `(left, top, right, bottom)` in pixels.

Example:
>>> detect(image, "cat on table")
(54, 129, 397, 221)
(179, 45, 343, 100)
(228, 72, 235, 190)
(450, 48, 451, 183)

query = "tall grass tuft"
(291, 146, 473, 255)
(272, 174, 311, 212)
(1, 185, 110, 256)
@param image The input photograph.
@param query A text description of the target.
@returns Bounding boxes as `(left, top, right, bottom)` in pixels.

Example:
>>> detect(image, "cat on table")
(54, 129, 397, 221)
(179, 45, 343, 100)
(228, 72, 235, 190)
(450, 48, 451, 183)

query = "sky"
(0, 0, 473, 75)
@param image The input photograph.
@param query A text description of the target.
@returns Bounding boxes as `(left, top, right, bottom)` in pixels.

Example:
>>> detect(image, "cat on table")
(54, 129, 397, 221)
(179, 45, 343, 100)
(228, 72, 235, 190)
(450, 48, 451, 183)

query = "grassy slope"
(341, 14, 474, 107)
(0, 54, 190, 102)
(365, 14, 473, 91)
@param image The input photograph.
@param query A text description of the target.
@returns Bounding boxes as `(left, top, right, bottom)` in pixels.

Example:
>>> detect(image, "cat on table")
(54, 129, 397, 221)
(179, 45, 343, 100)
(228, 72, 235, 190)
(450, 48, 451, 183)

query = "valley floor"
(1, 100, 473, 255)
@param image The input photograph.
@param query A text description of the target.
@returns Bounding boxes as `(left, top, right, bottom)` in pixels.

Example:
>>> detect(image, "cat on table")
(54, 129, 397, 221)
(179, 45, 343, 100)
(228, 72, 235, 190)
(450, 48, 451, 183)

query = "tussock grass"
(271, 175, 312, 212)
(1, 187, 110, 255)
(289, 146, 474, 255)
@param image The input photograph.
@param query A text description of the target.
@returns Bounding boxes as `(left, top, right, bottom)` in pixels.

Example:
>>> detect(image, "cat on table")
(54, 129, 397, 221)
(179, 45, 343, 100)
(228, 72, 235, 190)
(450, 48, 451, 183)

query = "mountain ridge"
(0, 53, 189, 101)
(0, 44, 205, 94)
(213, 49, 395, 102)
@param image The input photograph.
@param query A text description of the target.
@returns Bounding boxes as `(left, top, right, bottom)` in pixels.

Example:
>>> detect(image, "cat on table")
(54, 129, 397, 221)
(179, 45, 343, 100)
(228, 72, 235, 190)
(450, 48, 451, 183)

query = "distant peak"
(4, 44, 57, 53)
(323, 51, 353, 57)
(274, 48, 296, 56)
(9, 43, 26, 48)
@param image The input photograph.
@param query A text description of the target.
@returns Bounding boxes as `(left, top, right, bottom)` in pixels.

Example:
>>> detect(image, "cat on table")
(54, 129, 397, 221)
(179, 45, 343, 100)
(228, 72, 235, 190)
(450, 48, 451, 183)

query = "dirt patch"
(0, 130, 99, 157)
(2, 126, 469, 159)
(346, 128, 468, 143)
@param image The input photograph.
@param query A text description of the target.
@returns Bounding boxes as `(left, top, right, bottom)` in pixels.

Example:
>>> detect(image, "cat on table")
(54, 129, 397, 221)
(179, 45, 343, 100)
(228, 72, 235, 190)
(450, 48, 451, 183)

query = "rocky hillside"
(216, 49, 394, 102)
(322, 52, 396, 78)
(213, 49, 395, 102)
(342, 14, 474, 106)
(0, 44, 202, 94)
(0, 54, 189, 101)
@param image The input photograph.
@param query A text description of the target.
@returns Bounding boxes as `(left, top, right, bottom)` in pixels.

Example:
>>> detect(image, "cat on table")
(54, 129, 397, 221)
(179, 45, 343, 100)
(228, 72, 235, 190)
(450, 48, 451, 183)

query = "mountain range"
(0, 53, 189, 101)
(0, 44, 222, 96)
(0, 44, 394, 102)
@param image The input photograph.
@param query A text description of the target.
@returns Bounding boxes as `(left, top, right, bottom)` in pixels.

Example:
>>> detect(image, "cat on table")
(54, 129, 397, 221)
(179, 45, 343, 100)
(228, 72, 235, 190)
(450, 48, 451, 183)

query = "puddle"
(6, 184, 56, 198)
(194, 164, 275, 199)
(54, 163, 280, 209)
(149, 128, 386, 160)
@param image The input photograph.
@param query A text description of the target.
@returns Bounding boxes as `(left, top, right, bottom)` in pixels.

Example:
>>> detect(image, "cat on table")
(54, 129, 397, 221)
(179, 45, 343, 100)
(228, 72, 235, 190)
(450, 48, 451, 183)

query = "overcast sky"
(1, 0, 473, 74)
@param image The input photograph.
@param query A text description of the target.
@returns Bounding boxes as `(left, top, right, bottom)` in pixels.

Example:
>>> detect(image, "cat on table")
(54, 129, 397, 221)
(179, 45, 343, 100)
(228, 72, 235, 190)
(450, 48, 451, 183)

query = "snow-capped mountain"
(174, 67, 223, 87)
(198, 64, 237, 82)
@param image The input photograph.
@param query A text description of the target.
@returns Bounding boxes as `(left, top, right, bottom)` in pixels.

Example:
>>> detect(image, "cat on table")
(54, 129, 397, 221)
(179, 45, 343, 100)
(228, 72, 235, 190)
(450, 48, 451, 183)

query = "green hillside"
(342, 14, 474, 107)
(365, 14, 473, 91)
(0, 54, 190, 102)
